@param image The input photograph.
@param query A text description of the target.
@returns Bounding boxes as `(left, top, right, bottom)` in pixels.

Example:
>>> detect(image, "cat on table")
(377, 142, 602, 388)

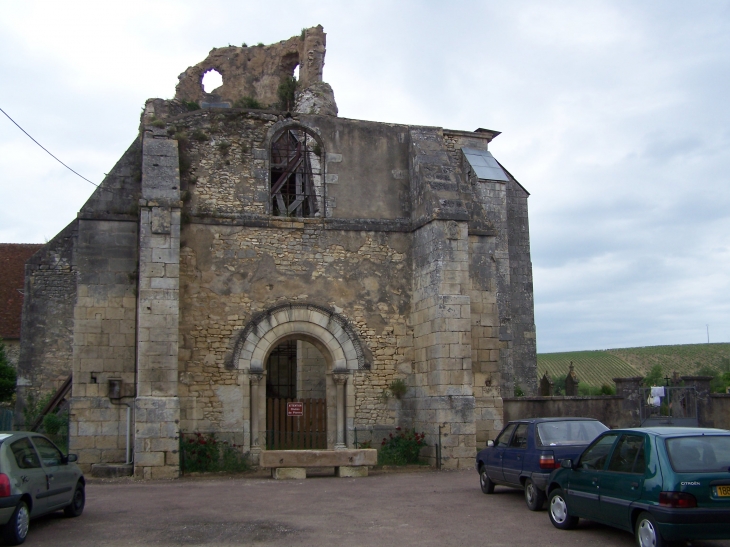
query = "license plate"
(717, 485, 730, 497)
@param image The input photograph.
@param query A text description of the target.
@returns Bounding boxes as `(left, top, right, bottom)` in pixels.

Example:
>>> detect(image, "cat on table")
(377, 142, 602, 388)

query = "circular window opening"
(202, 69, 223, 94)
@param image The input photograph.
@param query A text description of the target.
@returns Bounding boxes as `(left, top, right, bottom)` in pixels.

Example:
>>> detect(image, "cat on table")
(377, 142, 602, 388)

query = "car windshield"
(536, 420, 608, 446)
(665, 435, 730, 473)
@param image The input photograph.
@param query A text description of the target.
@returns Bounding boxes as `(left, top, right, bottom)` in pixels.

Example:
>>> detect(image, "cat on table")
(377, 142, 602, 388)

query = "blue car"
(476, 417, 608, 510)
(546, 427, 730, 546)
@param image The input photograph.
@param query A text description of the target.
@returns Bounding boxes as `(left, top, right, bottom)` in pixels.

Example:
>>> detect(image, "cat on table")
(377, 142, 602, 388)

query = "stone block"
(336, 466, 368, 478)
(261, 449, 377, 468)
(272, 467, 306, 480)
(134, 451, 165, 467)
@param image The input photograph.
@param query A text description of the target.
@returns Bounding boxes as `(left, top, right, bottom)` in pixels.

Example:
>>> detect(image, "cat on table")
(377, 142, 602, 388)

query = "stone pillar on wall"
(134, 129, 181, 479)
(613, 377, 643, 427)
(249, 372, 264, 464)
(409, 220, 474, 469)
(681, 376, 714, 427)
(333, 372, 349, 449)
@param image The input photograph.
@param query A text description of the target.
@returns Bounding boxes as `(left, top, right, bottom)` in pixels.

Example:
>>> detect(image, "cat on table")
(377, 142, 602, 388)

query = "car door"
(566, 433, 619, 521)
(600, 433, 646, 530)
(487, 423, 517, 483)
(502, 423, 528, 486)
(9, 437, 49, 515)
(30, 436, 75, 510)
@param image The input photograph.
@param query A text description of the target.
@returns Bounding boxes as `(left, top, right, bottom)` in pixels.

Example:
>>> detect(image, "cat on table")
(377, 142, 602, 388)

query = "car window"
(578, 433, 618, 471)
(31, 436, 64, 467)
(10, 438, 42, 469)
(509, 424, 529, 449)
(666, 435, 730, 473)
(495, 423, 517, 448)
(536, 420, 608, 446)
(608, 434, 645, 474)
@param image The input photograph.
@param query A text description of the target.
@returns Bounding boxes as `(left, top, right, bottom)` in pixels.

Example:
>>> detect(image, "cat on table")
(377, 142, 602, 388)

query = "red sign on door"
(286, 402, 304, 416)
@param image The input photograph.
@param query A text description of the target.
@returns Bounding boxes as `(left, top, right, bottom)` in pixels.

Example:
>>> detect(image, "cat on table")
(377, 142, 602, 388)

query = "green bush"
(643, 364, 665, 387)
(277, 76, 297, 111)
(22, 392, 53, 429)
(378, 428, 426, 465)
(183, 100, 200, 111)
(234, 96, 263, 109)
(389, 379, 407, 399)
(181, 432, 250, 474)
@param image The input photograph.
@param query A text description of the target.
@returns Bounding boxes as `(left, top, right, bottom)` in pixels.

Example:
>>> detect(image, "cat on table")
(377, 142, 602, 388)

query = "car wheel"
(524, 479, 546, 511)
(635, 511, 664, 547)
(548, 488, 578, 530)
(2, 500, 30, 545)
(479, 465, 495, 494)
(64, 481, 85, 518)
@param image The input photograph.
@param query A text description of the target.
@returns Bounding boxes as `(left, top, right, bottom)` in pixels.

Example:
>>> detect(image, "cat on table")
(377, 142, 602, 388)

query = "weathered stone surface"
(261, 449, 377, 468)
(175, 25, 335, 114)
(336, 465, 368, 477)
(91, 463, 133, 478)
(271, 467, 306, 480)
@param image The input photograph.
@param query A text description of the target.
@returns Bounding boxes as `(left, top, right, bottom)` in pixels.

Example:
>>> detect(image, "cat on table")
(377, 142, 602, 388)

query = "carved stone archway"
(230, 304, 370, 460)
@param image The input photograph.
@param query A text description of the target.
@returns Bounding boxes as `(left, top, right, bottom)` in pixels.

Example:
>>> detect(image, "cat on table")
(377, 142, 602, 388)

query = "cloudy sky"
(1, 1, 728, 353)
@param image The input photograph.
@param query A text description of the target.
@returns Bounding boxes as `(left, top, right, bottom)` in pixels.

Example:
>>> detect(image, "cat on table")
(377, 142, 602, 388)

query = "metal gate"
(640, 386, 698, 427)
(266, 398, 327, 450)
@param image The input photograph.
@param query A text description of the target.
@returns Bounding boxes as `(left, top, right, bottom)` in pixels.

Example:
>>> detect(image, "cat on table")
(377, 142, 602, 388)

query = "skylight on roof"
(462, 148, 509, 182)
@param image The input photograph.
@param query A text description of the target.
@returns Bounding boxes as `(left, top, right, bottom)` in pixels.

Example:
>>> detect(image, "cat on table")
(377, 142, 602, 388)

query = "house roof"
(0, 244, 43, 340)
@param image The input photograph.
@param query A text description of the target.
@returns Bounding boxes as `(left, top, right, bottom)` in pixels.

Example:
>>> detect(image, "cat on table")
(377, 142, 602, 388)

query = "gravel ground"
(18, 468, 730, 547)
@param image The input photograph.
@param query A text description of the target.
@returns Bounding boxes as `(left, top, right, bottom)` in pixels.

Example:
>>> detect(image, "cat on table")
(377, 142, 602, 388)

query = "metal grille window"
(266, 340, 297, 399)
(270, 129, 321, 217)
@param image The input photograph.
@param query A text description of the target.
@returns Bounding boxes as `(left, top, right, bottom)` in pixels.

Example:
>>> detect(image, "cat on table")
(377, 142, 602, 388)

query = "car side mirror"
(561, 459, 573, 469)
(64, 454, 78, 464)
(487, 440, 494, 447)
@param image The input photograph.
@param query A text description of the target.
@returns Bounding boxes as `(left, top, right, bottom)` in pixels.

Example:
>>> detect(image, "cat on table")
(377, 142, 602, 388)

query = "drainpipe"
(109, 379, 133, 464)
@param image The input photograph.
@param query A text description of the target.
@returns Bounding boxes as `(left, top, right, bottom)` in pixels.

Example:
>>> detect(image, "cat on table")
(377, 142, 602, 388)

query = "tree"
(643, 364, 664, 387)
(0, 340, 16, 402)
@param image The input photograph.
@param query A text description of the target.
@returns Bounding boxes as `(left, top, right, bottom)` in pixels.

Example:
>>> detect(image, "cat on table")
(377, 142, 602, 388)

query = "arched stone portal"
(231, 304, 369, 462)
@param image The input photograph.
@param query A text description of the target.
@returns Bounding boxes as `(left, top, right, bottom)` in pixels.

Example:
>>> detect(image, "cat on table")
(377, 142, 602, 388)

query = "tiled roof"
(0, 244, 43, 340)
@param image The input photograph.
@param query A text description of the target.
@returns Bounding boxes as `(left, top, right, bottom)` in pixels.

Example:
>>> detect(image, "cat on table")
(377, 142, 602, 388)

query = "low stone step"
(91, 463, 133, 478)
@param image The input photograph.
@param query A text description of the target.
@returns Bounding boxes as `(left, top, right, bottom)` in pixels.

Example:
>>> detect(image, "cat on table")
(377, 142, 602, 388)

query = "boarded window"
(270, 129, 321, 217)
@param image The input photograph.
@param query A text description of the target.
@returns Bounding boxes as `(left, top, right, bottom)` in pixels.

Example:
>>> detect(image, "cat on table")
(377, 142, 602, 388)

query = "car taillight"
(539, 454, 557, 469)
(659, 491, 697, 508)
(0, 474, 10, 497)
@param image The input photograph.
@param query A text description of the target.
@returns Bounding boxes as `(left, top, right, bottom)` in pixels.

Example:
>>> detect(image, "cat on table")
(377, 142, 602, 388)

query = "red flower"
(396, 427, 401, 431)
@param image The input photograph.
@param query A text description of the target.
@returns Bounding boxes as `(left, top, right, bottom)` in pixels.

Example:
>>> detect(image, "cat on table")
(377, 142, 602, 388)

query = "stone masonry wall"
(16, 222, 77, 427)
(178, 221, 413, 444)
(68, 218, 138, 472)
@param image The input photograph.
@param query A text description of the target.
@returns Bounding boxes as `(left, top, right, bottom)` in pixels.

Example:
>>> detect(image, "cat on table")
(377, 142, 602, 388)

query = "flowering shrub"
(181, 432, 250, 474)
(378, 428, 426, 465)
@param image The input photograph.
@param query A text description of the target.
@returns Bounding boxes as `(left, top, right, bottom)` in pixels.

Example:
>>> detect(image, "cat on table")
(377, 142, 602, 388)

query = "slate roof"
(0, 244, 43, 340)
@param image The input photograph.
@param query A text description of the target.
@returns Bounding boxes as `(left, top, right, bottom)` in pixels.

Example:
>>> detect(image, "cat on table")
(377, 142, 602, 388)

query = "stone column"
(250, 372, 265, 462)
(333, 372, 348, 449)
(134, 128, 182, 479)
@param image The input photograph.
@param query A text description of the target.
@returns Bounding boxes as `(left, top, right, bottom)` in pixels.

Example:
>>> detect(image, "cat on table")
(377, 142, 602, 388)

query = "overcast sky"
(1, 1, 728, 353)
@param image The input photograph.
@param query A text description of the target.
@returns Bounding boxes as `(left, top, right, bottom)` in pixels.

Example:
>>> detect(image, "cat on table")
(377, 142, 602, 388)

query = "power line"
(0, 107, 140, 202)
(1, 106, 101, 188)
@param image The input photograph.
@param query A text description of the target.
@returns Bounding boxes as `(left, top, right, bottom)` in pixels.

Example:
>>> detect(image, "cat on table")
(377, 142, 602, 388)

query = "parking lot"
(20, 468, 730, 547)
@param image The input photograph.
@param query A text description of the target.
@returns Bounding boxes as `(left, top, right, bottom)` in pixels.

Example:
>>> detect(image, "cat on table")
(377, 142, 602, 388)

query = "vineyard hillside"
(537, 351, 641, 389)
(537, 343, 730, 388)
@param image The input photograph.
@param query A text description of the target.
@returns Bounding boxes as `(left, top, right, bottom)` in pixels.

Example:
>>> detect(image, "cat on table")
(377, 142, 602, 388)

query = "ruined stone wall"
(16, 222, 77, 426)
(178, 221, 412, 440)
(174, 26, 328, 109)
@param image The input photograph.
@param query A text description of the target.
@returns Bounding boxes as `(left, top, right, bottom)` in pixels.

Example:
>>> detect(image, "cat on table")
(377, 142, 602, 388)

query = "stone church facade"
(17, 26, 537, 478)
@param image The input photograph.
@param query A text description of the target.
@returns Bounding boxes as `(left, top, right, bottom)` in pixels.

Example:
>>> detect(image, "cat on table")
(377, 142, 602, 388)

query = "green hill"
(537, 343, 730, 388)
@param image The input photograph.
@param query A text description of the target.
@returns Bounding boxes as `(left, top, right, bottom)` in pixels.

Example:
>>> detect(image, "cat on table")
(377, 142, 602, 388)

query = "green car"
(546, 427, 730, 547)
(0, 432, 85, 545)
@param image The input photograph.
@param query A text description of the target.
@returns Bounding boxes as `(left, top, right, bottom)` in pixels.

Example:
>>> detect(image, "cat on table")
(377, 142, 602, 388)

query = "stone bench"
(260, 449, 377, 479)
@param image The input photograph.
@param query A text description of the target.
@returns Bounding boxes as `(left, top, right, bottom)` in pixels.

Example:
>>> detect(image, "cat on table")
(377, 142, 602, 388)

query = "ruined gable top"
(174, 25, 336, 115)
